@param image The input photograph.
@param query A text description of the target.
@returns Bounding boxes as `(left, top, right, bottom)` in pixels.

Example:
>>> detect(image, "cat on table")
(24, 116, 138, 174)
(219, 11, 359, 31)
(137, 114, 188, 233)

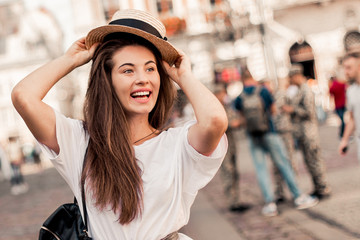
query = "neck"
(296, 77, 306, 86)
(128, 115, 155, 144)
(243, 79, 257, 86)
(356, 76, 360, 85)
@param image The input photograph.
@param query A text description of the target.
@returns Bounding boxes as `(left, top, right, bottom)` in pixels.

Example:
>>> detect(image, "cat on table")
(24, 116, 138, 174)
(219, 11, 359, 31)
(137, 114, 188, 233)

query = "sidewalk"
(181, 191, 244, 239)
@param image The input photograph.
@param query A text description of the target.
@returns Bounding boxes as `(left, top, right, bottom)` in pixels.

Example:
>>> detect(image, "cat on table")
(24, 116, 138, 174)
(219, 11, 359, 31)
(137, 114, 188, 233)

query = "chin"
(127, 106, 155, 116)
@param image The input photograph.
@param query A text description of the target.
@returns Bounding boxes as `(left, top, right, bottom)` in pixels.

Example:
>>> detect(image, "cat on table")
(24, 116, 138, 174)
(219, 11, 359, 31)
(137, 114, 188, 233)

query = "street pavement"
(1, 113, 360, 239)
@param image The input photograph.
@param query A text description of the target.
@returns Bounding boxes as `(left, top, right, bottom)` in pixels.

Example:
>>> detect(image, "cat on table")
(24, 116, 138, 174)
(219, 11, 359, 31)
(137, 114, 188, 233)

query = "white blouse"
(39, 109, 228, 240)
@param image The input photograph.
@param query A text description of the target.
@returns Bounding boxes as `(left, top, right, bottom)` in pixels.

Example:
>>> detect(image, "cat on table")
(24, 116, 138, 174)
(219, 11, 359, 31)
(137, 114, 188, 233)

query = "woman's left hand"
(163, 49, 192, 85)
(163, 49, 227, 156)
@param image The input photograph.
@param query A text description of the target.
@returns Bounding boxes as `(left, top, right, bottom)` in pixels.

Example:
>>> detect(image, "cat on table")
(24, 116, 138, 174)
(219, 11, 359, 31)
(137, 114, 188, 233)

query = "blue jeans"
(335, 107, 346, 138)
(248, 133, 301, 203)
(10, 163, 24, 185)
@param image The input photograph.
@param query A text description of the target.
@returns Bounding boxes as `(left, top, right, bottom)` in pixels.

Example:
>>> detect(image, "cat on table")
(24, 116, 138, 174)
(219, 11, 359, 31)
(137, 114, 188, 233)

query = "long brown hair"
(82, 33, 177, 224)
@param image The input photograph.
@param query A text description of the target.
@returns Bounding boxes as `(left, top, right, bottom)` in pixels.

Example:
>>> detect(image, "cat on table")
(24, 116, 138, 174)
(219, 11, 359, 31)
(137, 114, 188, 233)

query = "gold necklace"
(133, 129, 157, 144)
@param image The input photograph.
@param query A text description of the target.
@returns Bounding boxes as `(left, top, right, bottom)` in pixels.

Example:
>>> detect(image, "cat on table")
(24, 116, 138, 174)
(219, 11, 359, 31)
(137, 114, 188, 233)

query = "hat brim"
(85, 25, 180, 66)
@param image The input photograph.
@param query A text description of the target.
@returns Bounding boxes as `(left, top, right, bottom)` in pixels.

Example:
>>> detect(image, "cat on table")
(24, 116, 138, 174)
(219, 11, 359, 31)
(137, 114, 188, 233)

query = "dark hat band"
(109, 18, 167, 41)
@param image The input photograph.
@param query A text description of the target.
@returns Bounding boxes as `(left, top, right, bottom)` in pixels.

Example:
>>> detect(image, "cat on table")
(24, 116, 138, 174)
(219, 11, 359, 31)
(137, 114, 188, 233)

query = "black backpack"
(240, 86, 269, 136)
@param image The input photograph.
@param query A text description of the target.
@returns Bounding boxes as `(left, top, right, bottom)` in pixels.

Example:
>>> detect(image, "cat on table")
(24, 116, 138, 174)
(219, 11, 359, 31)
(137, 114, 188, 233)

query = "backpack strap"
(254, 86, 262, 95)
(81, 147, 89, 233)
(73, 147, 90, 236)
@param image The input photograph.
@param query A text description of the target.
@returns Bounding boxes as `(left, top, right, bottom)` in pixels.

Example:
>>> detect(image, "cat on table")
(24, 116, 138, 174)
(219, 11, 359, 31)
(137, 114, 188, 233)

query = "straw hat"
(85, 9, 180, 65)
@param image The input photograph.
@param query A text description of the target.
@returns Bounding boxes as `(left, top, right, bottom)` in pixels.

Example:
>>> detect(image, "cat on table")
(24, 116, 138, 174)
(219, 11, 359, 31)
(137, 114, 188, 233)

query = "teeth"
(132, 91, 150, 97)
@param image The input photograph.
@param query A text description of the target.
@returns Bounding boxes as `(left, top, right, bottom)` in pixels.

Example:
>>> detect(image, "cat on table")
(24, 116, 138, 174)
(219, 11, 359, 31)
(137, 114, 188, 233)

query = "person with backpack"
(233, 69, 318, 217)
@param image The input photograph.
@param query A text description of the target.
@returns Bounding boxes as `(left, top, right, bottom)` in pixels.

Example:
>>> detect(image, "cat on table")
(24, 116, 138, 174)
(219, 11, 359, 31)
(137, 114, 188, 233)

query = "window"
(102, 0, 119, 21)
(156, 0, 173, 14)
(0, 3, 22, 55)
(344, 31, 360, 52)
(210, 0, 223, 6)
(0, 37, 5, 55)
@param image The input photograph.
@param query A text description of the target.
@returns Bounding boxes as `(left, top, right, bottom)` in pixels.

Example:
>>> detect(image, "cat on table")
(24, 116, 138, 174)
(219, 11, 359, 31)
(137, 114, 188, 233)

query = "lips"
(130, 89, 152, 103)
(131, 91, 151, 99)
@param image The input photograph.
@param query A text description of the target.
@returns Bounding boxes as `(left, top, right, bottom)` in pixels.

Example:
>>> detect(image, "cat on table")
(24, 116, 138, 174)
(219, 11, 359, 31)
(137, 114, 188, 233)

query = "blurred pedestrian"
(7, 136, 28, 195)
(213, 83, 251, 212)
(0, 142, 12, 181)
(272, 77, 297, 203)
(329, 76, 347, 138)
(282, 64, 331, 200)
(339, 52, 360, 161)
(234, 69, 318, 217)
(12, 9, 228, 239)
(170, 89, 195, 127)
(32, 142, 43, 171)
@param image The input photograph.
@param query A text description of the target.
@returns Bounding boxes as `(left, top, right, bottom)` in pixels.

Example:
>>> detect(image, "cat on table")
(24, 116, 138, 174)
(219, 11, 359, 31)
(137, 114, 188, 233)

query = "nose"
(135, 71, 149, 85)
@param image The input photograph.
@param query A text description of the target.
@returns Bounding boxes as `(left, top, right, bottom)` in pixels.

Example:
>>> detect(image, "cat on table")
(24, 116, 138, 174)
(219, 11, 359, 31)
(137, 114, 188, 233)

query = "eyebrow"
(118, 60, 156, 70)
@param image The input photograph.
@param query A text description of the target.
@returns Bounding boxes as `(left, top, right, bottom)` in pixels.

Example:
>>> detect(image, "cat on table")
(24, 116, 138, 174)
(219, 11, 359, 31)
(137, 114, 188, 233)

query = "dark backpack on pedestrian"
(240, 86, 269, 136)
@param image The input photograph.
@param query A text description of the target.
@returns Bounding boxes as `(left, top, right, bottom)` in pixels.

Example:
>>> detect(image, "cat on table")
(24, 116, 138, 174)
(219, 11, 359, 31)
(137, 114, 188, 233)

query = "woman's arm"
(164, 50, 228, 156)
(11, 37, 98, 153)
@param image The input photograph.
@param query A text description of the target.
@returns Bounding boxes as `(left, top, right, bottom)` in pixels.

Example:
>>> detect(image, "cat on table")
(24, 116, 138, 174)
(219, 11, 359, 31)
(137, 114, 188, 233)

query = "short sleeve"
(260, 87, 274, 110)
(37, 109, 89, 195)
(179, 121, 228, 196)
(346, 88, 354, 112)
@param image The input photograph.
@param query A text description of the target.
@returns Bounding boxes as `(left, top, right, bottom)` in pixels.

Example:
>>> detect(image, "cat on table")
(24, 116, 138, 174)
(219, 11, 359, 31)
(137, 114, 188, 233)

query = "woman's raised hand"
(163, 49, 192, 86)
(64, 37, 99, 68)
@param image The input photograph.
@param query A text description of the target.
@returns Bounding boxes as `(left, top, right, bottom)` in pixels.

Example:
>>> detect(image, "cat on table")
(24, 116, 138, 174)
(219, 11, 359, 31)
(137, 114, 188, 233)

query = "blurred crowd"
(0, 135, 43, 195)
(170, 50, 360, 217)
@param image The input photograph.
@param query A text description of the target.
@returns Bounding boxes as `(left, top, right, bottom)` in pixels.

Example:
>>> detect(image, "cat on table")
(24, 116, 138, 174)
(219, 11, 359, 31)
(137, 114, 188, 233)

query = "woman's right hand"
(64, 37, 99, 68)
(12, 37, 98, 154)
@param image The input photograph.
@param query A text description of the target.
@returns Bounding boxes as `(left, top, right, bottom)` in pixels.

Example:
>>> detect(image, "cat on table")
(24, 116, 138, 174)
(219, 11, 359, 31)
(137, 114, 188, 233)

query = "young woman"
(11, 9, 228, 240)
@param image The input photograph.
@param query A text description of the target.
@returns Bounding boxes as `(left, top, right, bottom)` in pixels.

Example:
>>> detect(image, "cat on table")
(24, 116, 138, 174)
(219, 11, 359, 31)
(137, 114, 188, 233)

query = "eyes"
(122, 66, 156, 74)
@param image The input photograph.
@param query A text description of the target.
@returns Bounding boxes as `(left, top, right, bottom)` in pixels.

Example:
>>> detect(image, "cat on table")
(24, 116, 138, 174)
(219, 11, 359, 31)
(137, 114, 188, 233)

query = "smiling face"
(111, 45, 161, 118)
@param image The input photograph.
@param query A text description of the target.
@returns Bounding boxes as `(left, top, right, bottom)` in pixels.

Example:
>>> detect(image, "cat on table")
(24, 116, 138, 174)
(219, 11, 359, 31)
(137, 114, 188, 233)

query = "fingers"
(88, 42, 100, 57)
(338, 147, 343, 155)
(173, 47, 188, 67)
(338, 141, 348, 155)
(174, 56, 183, 68)
(163, 61, 171, 70)
(75, 37, 87, 49)
(77, 37, 86, 44)
(163, 60, 176, 80)
(74, 37, 99, 58)
(175, 47, 186, 56)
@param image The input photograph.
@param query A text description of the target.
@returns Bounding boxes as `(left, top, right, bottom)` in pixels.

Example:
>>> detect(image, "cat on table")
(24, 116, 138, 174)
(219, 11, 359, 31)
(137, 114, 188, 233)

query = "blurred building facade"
(0, 0, 104, 142)
(0, 0, 359, 142)
(266, 0, 360, 108)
